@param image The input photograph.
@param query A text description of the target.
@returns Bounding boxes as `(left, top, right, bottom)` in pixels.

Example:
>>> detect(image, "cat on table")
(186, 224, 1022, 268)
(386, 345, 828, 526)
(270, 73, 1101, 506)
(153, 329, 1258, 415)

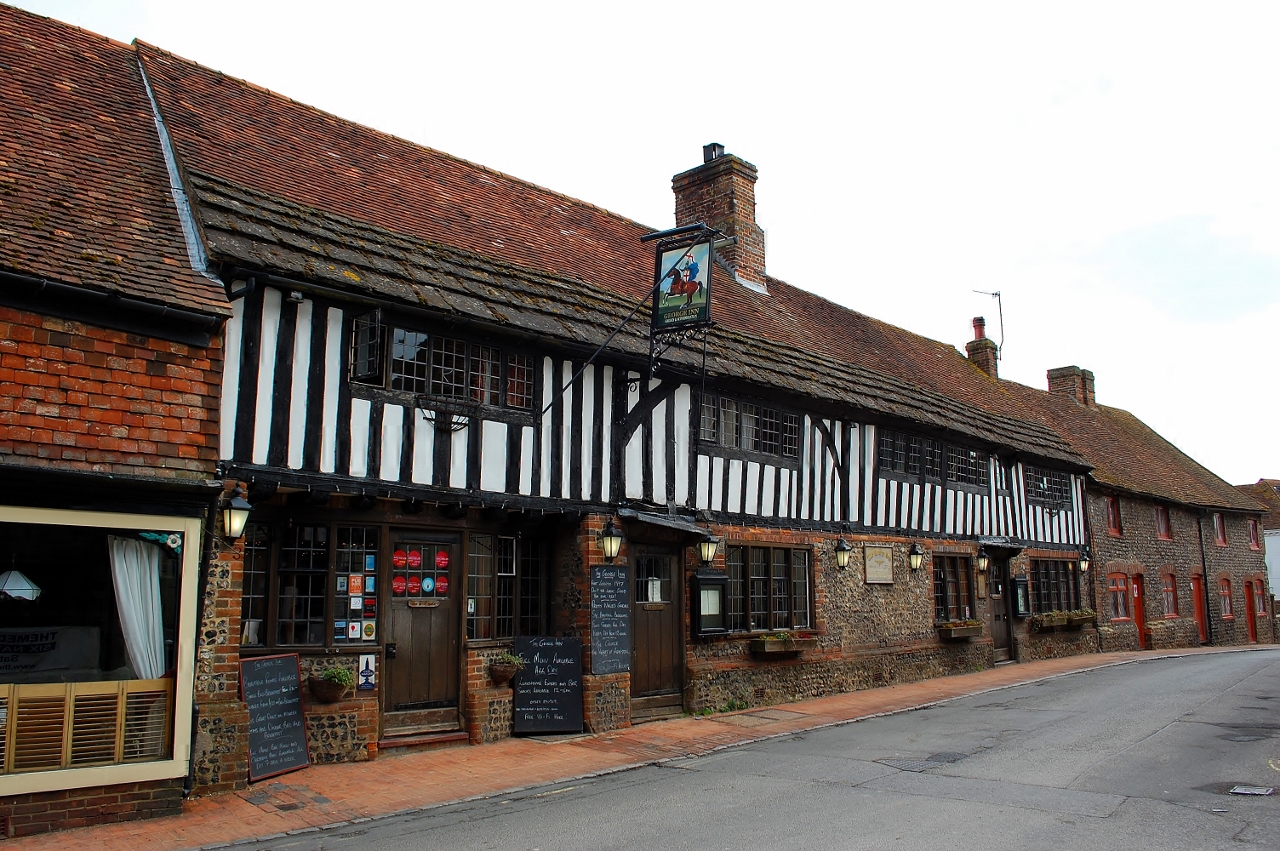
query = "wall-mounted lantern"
(834, 537, 853, 570)
(600, 519, 623, 562)
(976, 546, 990, 573)
(908, 542, 925, 571)
(221, 487, 253, 541)
(1078, 546, 1091, 573)
(699, 536, 720, 566)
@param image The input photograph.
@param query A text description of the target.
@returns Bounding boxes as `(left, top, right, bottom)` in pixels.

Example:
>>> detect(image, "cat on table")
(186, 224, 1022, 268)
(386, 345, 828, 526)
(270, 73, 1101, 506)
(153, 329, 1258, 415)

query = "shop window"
(700, 395, 800, 460)
(1248, 518, 1260, 550)
(1162, 573, 1178, 617)
(1031, 559, 1080, 613)
(352, 317, 535, 411)
(933, 555, 974, 622)
(1108, 573, 1130, 620)
(1, 515, 195, 778)
(238, 524, 382, 649)
(1105, 496, 1123, 536)
(724, 545, 810, 632)
(466, 534, 546, 641)
(1213, 513, 1227, 546)
(1219, 578, 1233, 618)
(1155, 505, 1172, 540)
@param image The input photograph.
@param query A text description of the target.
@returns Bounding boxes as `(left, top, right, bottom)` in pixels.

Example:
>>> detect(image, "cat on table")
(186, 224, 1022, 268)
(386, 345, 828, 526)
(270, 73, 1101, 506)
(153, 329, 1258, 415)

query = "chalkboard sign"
(240, 654, 310, 781)
(590, 565, 631, 675)
(512, 636, 583, 734)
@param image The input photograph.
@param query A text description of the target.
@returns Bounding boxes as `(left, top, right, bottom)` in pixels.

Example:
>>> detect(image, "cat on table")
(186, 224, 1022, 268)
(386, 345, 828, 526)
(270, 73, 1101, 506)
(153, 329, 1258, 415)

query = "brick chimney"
(965, 316, 999, 379)
(1047, 366, 1096, 407)
(672, 143, 767, 292)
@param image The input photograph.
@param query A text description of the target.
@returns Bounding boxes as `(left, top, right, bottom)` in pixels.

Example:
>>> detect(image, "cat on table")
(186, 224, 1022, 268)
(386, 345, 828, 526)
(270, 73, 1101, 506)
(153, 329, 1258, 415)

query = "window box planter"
(936, 623, 982, 640)
(1065, 613, 1095, 628)
(1027, 612, 1068, 632)
(748, 636, 819, 656)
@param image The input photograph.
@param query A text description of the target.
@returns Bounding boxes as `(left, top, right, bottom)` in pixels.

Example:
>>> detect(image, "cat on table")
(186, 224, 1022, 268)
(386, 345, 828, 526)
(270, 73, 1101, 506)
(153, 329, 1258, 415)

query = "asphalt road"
(253, 649, 1280, 851)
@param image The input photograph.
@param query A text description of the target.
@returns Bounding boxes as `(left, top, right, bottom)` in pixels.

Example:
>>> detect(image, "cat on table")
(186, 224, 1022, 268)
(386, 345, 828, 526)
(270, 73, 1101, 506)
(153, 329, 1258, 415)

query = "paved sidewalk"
(11, 646, 1272, 851)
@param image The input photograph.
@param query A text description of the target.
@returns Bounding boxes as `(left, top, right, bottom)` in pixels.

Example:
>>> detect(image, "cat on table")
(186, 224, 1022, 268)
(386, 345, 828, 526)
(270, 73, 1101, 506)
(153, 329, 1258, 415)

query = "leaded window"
(700, 395, 800, 459)
(947, 445, 988, 487)
(933, 555, 974, 622)
(1025, 465, 1071, 506)
(1031, 559, 1080, 613)
(724, 545, 810, 632)
(466, 534, 546, 641)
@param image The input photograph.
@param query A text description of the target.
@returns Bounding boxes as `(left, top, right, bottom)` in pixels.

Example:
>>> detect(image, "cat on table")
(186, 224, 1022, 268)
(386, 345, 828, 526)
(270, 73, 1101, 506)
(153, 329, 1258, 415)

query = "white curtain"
(108, 536, 166, 679)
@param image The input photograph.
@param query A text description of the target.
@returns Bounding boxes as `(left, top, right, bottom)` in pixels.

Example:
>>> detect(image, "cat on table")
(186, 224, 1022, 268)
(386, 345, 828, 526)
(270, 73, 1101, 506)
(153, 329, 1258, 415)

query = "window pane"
(351, 311, 383, 383)
(726, 546, 745, 632)
(947, 446, 988, 487)
(470, 346, 501, 406)
(390, 328, 430, 394)
(791, 550, 810, 628)
(468, 534, 494, 640)
(277, 525, 329, 646)
(700, 395, 718, 443)
(494, 537, 516, 639)
(335, 526, 379, 644)
(518, 538, 546, 637)
(720, 399, 739, 449)
(506, 353, 535, 409)
(771, 549, 790, 629)
(431, 336, 468, 397)
(240, 524, 270, 646)
(742, 404, 760, 452)
(760, 408, 780, 455)
(749, 548, 769, 629)
(781, 413, 800, 458)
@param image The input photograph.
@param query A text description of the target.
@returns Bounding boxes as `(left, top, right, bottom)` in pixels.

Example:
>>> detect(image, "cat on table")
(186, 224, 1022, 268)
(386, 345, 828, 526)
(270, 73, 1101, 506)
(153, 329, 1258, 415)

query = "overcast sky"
(13, 0, 1279, 486)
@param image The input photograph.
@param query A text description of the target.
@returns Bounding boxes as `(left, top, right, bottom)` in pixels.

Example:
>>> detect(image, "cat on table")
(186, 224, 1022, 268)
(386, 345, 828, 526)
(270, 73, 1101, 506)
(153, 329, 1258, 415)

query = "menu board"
(589, 565, 631, 675)
(512, 636, 583, 734)
(240, 654, 310, 781)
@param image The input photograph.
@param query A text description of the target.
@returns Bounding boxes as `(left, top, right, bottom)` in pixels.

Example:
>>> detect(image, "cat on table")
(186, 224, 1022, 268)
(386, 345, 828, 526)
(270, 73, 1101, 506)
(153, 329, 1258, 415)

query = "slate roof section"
(0, 5, 227, 315)
(1001, 380, 1262, 512)
(1236, 480, 1280, 529)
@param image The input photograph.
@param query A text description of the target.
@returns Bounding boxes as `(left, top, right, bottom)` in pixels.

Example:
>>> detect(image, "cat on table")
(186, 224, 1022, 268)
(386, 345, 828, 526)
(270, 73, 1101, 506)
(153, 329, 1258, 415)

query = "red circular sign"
(435, 550, 450, 569)
(392, 575, 407, 595)
(392, 549, 408, 568)
(407, 549, 422, 568)
(407, 576, 422, 595)
(435, 575, 449, 595)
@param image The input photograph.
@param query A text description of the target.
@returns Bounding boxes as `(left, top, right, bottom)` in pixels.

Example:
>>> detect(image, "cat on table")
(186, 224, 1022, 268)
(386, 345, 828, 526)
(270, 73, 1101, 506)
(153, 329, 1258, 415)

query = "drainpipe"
(184, 494, 221, 798)
(1196, 513, 1215, 646)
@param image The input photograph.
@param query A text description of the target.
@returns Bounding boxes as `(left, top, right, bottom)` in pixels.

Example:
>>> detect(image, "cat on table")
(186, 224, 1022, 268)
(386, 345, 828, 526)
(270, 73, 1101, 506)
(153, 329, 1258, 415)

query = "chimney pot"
(703, 142, 725, 163)
(972, 316, 986, 340)
(965, 316, 998, 379)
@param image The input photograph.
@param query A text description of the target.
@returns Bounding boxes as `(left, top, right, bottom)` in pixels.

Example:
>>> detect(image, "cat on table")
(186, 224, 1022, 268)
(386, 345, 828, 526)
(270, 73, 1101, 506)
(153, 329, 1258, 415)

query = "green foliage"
(493, 650, 524, 670)
(322, 666, 354, 687)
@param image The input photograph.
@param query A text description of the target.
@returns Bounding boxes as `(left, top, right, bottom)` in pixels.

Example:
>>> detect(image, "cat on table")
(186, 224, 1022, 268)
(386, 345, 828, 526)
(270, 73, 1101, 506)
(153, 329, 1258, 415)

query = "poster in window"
(864, 545, 893, 584)
(652, 241, 712, 331)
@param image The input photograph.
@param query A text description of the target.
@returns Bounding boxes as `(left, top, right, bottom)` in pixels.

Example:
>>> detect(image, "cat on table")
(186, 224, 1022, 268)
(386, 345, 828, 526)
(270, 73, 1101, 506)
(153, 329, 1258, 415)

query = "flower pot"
(748, 637, 818, 656)
(307, 675, 348, 703)
(489, 661, 519, 687)
(936, 624, 982, 640)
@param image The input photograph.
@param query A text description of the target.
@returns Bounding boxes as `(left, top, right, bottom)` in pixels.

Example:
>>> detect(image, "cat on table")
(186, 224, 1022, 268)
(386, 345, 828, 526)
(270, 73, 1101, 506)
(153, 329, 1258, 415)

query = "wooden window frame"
(1031, 559, 1080, 614)
(700, 394, 801, 461)
(1213, 512, 1227, 546)
(1107, 572, 1131, 621)
(1219, 578, 1234, 619)
(1105, 495, 1123, 537)
(1155, 505, 1172, 540)
(1024, 466, 1071, 508)
(1247, 518, 1260, 550)
(1161, 573, 1178, 618)
(465, 533, 547, 643)
(933, 555, 975, 623)
(724, 544, 811, 633)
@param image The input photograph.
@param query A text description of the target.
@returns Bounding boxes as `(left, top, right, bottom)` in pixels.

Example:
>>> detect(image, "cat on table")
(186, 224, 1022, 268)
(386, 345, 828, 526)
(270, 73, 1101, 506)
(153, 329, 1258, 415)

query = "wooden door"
(631, 551, 683, 710)
(383, 533, 461, 733)
(1132, 574, 1147, 649)
(1190, 574, 1208, 643)
(987, 560, 1012, 663)
(1245, 582, 1258, 642)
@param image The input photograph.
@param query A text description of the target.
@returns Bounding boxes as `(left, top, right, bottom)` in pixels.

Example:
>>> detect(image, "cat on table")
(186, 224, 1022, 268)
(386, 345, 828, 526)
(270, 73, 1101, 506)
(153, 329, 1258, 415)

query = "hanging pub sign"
(652, 240, 712, 332)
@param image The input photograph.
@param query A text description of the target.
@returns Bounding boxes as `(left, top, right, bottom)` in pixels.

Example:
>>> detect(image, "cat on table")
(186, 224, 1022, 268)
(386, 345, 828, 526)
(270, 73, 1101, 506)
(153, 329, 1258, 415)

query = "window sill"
(1106, 530, 1123, 538)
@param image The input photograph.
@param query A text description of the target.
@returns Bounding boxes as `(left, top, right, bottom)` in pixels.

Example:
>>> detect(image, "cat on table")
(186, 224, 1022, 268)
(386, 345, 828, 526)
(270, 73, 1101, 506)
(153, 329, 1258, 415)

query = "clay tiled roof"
(1236, 480, 1280, 529)
(0, 6, 227, 315)
(1002, 380, 1262, 512)
(135, 41, 1081, 464)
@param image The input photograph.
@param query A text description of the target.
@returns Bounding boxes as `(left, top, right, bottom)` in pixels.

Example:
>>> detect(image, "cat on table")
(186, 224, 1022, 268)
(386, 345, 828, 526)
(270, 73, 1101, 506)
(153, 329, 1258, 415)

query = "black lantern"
(908, 542, 925, 571)
(600, 520, 623, 561)
(834, 537, 853, 569)
(699, 536, 720, 566)
(1079, 546, 1091, 573)
(976, 546, 990, 573)
(221, 489, 252, 541)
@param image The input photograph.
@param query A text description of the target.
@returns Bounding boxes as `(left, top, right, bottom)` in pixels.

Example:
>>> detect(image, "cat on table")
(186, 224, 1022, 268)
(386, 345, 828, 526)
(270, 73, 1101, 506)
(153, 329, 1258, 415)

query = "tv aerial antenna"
(973, 290, 1004, 360)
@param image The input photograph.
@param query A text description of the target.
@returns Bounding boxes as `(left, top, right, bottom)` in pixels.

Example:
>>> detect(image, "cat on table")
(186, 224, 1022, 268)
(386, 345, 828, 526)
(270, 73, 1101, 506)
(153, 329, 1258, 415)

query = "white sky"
(14, 0, 1280, 486)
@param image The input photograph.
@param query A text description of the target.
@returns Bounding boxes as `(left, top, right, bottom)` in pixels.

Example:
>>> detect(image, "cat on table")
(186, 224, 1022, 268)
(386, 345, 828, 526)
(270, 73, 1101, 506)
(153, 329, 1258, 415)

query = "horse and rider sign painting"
(652, 241, 712, 331)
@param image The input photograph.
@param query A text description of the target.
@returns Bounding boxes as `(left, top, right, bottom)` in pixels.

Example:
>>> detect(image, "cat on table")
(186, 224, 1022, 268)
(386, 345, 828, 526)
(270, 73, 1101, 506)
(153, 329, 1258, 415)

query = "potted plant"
(936, 619, 983, 639)
(489, 650, 523, 687)
(748, 632, 819, 656)
(308, 666, 354, 703)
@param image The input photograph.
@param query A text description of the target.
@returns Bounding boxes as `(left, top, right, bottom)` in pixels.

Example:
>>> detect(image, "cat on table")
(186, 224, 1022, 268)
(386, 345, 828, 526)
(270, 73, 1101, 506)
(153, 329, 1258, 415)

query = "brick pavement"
(9, 646, 1270, 851)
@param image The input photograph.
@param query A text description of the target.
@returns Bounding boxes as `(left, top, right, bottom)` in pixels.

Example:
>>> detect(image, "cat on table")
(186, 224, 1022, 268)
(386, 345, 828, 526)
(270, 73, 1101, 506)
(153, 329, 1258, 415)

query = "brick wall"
(0, 778, 184, 838)
(0, 308, 221, 479)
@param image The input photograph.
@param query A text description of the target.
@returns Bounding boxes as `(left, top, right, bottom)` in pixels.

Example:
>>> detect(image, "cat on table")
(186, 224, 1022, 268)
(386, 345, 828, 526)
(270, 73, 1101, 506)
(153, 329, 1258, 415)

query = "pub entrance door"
(987, 558, 1014, 663)
(383, 532, 461, 736)
(631, 548, 684, 721)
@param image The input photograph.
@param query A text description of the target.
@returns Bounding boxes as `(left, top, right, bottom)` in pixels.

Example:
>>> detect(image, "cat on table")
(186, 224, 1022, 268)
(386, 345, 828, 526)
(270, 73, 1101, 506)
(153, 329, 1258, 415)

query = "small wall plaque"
(864, 545, 894, 584)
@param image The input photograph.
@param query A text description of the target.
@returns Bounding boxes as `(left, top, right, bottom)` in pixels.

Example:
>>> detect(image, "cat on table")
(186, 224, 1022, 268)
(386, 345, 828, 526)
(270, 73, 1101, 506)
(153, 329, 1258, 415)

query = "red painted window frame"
(1108, 572, 1131, 621)
(1161, 573, 1178, 617)
(1155, 505, 1172, 540)
(1255, 581, 1269, 615)
(1105, 496, 1123, 536)
(1247, 518, 1260, 550)
(1219, 577, 1234, 619)
(1213, 513, 1227, 546)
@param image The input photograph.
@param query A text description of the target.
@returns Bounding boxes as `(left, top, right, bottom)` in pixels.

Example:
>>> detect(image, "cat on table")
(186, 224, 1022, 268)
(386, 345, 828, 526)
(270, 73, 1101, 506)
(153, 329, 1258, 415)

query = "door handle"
(385, 642, 397, 659)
